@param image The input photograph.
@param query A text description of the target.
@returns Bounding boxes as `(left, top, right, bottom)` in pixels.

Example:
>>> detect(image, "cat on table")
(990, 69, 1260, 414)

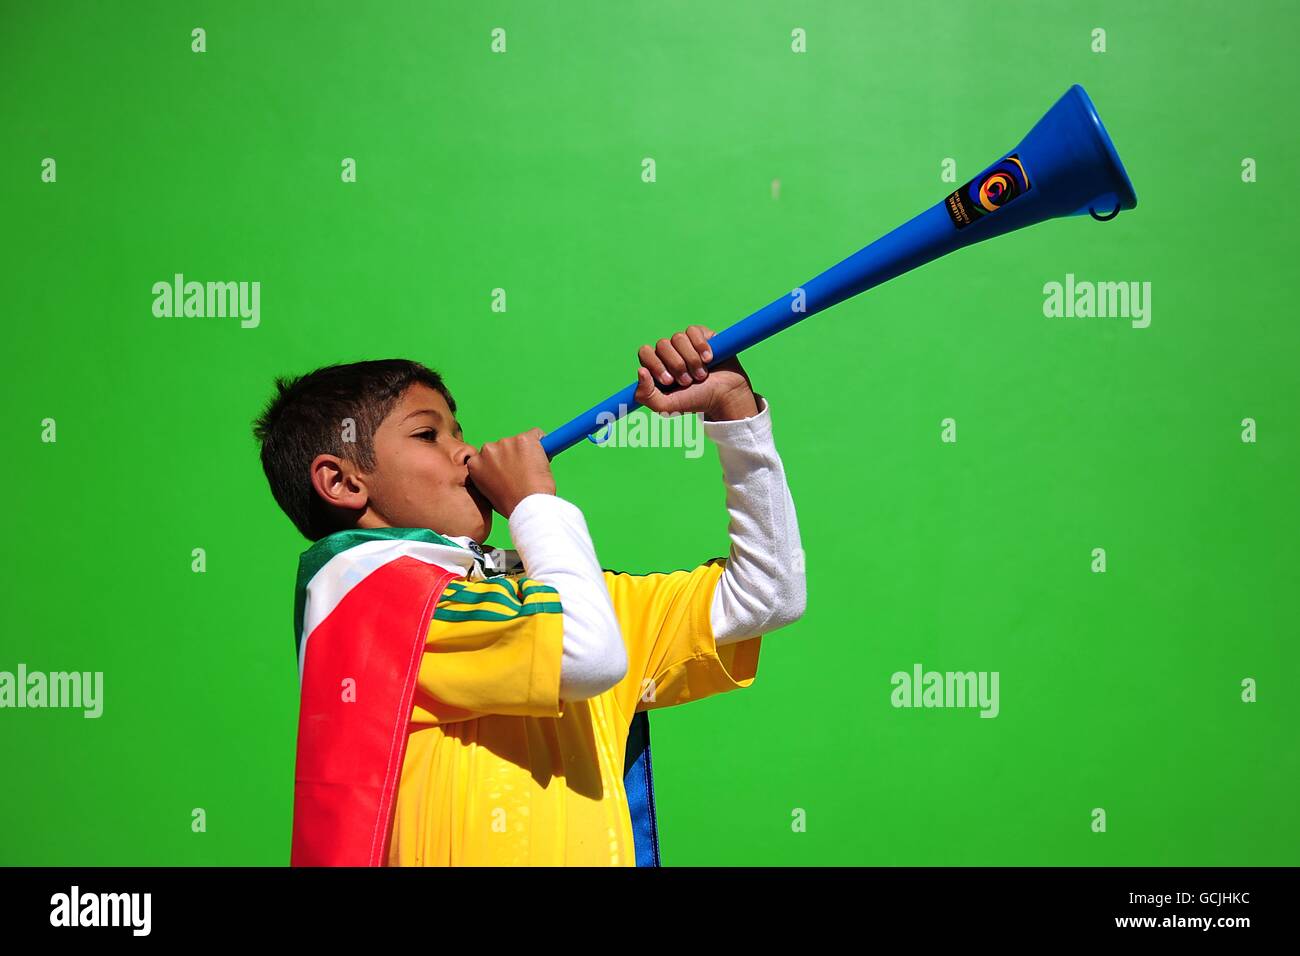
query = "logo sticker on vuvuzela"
(945, 154, 1032, 229)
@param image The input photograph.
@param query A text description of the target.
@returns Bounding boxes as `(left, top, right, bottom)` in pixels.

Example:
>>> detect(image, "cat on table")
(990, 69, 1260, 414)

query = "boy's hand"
(635, 324, 759, 422)
(467, 428, 556, 519)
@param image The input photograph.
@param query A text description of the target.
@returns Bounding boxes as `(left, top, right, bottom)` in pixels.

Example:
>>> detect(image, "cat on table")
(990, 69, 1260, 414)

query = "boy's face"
(356, 383, 493, 541)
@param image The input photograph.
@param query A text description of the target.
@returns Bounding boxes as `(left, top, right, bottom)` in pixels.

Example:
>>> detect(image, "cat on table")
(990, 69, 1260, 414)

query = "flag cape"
(289, 528, 662, 866)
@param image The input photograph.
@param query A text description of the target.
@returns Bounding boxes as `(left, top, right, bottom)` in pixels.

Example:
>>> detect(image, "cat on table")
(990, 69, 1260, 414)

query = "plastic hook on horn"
(1089, 201, 1121, 221)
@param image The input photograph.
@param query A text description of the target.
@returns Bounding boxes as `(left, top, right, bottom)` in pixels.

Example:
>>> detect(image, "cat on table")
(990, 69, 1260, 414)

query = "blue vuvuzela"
(540, 83, 1138, 458)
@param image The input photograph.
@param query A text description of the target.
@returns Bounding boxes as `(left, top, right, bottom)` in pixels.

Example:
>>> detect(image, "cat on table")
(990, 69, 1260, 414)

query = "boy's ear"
(310, 453, 370, 513)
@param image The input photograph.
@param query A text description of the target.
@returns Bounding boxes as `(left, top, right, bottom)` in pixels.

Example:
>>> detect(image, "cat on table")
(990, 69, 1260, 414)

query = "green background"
(2, 0, 1296, 865)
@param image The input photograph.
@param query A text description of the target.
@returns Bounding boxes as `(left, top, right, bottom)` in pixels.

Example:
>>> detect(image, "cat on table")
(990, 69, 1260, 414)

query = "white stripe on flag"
(298, 539, 475, 679)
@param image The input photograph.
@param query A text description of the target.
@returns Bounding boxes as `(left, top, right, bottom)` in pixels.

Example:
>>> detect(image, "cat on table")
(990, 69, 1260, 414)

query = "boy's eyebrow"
(400, 409, 464, 435)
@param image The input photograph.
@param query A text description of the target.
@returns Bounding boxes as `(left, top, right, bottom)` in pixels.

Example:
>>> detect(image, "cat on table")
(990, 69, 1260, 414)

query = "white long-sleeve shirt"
(445, 394, 805, 701)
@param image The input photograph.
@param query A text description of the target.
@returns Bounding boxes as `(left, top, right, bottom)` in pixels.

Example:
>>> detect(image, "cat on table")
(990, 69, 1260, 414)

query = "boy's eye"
(415, 430, 438, 442)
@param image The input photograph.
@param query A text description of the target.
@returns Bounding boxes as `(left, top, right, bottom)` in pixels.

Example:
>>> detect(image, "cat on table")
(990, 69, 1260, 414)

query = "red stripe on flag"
(290, 556, 457, 866)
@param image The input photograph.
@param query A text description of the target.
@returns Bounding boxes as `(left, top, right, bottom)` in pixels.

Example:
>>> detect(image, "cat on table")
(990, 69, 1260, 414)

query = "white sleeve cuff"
(701, 393, 774, 450)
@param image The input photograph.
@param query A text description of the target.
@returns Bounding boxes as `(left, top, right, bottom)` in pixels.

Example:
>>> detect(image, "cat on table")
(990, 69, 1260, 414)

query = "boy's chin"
(434, 519, 491, 546)
(439, 508, 491, 542)
(448, 518, 492, 546)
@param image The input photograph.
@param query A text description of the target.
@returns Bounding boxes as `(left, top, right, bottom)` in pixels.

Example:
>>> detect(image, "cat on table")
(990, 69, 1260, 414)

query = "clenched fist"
(635, 324, 758, 422)
(466, 427, 556, 519)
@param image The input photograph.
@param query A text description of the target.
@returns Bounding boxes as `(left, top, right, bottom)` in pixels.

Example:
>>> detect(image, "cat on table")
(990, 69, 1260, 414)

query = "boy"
(253, 325, 805, 866)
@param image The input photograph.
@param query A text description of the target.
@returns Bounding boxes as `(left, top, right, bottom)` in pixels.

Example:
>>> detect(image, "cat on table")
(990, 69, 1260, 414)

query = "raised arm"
(702, 395, 806, 644)
(633, 325, 806, 646)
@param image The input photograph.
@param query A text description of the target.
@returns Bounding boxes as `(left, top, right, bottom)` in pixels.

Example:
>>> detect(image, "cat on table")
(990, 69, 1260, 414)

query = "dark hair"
(252, 359, 456, 540)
